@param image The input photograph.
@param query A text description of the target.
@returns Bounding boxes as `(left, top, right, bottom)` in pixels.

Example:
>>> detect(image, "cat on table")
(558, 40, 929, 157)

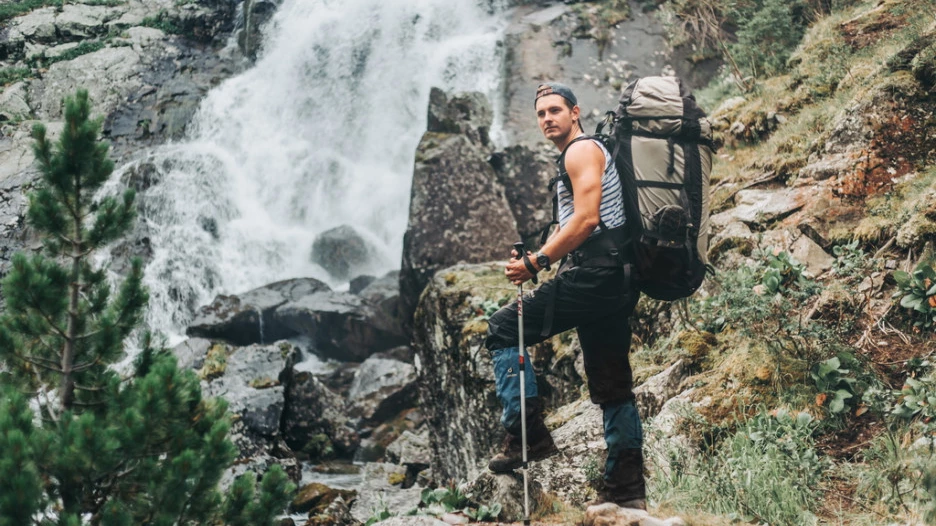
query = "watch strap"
(521, 253, 540, 284)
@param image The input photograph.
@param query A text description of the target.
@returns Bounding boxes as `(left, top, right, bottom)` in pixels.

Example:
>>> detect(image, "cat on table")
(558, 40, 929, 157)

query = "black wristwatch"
(535, 251, 551, 271)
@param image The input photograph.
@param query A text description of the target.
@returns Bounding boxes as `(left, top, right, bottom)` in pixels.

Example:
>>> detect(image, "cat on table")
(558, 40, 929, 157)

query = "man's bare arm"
(505, 140, 604, 283)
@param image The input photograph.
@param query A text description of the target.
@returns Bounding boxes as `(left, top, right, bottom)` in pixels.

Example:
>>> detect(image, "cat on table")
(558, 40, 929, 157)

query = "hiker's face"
(536, 95, 579, 141)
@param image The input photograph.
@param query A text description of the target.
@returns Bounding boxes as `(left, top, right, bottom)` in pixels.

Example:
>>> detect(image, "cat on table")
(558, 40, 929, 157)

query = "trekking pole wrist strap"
(521, 253, 539, 282)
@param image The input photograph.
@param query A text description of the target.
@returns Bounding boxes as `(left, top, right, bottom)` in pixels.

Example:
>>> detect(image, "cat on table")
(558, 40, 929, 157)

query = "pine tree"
(0, 90, 294, 525)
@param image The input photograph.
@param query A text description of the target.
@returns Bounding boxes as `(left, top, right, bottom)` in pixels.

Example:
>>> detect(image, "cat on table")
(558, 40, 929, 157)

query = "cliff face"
(0, 0, 251, 280)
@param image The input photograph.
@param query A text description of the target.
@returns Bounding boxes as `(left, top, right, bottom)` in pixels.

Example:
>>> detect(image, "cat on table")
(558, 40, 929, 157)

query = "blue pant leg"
(603, 399, 643, 477)
(491, 346, 539, 432)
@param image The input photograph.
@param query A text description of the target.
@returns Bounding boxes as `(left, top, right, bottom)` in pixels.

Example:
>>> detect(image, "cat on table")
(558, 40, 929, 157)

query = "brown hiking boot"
(587, 448, 646, 511)
(488, 397, 559, 473)
(487, 430, 559, 473)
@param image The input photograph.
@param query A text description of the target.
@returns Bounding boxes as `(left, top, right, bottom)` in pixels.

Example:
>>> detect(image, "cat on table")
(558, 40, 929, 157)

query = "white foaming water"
(106, 0, 507, 344)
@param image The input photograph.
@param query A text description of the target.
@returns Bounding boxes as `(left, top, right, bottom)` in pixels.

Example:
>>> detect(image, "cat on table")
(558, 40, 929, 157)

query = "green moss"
(197, 343, 230, 381)
(0, 0, 58, 23)
(0, 68, 32, 87)
(248, 377, 278, 389)
(387, 472, 406, 485)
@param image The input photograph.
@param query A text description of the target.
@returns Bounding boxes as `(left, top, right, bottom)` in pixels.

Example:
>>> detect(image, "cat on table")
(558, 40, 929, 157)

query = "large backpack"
(599, 75, 715, 300)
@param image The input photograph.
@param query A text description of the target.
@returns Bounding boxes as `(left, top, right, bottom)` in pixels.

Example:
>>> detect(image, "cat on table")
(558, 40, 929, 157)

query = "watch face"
(537, 253, 550, 268)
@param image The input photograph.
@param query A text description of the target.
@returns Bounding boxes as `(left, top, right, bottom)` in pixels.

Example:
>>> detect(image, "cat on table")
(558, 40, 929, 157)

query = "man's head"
(534, 82, 582, 144)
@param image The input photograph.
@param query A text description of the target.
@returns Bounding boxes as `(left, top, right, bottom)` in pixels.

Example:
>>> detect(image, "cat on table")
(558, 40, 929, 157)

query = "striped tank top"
(556, 138, 626, 236)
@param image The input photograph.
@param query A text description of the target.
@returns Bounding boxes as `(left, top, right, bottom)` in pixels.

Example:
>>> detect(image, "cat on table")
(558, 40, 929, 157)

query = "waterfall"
(108, 0, 508, 343)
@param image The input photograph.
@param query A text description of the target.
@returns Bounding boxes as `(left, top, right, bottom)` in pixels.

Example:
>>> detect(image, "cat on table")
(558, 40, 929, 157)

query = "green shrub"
(892, 261, 936, 329)
(650, 408, 827, 524)
(0, 67, 32, 86)
(729, 0, 806, 78)
(0, 0, 59, 23)
(810, 355, 857, 414)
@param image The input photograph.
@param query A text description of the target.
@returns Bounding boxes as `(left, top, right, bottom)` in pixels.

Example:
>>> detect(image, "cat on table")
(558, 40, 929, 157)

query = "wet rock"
(385, 430, 431, 470)
(400, 123, 519, 331)
(490, 144, 555, 242)
(187, 278, 330, 346)
(356, 270, 405, 338)
(312, 225, 378, 281)
(304, 495, 360, 526)
(291, 482, 357, 514)
(171, 337, 213, 370)
(350, 275, 377, 294)
(349, 463, 423, 523)
(427, 88, 492, 147)
(710, 188, 805, 228)
(221, 418, 300, 490)
(283, 370, 359, 458)
(201, 341, 298, 437)
(237, 0, 280, 59)
(274, 290, 406, 362)
(348, 356, 417, 422)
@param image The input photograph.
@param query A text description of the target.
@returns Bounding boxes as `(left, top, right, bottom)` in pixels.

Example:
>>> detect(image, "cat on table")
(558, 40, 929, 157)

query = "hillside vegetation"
(619, 0, 936, 523)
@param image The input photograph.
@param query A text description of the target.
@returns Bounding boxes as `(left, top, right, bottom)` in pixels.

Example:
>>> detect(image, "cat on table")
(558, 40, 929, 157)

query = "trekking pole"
(512, 241, 532, 526)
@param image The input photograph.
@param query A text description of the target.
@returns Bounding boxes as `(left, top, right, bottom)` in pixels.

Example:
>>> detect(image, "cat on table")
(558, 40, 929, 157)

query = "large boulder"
(347, 356, 418, 423)
(273, 290, 406, 362)
(200, 340, 298, 437)
(427, 88, 492, 147)
(400, 91, 519, 330)
(311, 225, 379, 281)
(412, 262, 586, 482)
(490, 144, 556, 243)
(355, 270, 405, 340)
(187, 278, 331, 346)
(282, 370, 360, 458)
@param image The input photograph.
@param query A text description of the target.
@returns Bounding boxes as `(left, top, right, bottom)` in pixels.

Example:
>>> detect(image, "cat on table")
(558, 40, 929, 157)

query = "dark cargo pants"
(485, 265, 640, 407)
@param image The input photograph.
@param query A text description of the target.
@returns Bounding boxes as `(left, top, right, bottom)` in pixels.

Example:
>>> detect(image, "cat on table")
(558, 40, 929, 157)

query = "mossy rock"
(291, 482, 356, 514)
(197, 343, 230, 381)
(674, 330, 718, 366)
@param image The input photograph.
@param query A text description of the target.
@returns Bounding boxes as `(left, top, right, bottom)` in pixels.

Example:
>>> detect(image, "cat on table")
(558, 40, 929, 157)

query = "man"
(484, 82, 645, 510)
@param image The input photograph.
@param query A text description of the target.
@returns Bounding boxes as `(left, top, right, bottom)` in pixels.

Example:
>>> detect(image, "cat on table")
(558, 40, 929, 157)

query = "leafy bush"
(831, 239, 874, 281)
(810, 355, 857, 414)
(892, 261, 936, 329)
(729, 0, 806, 78)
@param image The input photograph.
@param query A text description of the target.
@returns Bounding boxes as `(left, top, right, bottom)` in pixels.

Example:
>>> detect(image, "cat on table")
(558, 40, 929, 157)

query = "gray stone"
(201, 341, 298, 437)
(798, 152, 855, 181)
(0, 83, 32, 122)
(187, 277, 331, 346)
(427, 88, 492, 147)
(311, 224, 378, 281)
(348, 356, 417, 422)
(491, 144, 555, 241)
(274, 290, 406, 362)
(400, 129, 519, 331)
(171, 337, 213, 370)
(710, 188, 805, 228)
(14, 8, 57, 43)
(385, 430, 431, 470)
(583, 503, 687, 526)
(282, 370, 359, 457)
(31, 47, 142, 120)
(633, 359, 690, 419)
(54, 4, 111, 40)
(350, 463, 423, 523)
(44, 42, 80, 59)
(790, 235, 835, 276)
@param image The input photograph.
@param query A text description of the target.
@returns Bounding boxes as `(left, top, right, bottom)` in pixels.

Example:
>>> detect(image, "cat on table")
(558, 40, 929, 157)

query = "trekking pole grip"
(513, 242, 538, 284)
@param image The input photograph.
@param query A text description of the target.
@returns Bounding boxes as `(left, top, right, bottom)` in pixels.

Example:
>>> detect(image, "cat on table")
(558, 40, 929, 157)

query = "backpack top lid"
(621, 76, 708, 121)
